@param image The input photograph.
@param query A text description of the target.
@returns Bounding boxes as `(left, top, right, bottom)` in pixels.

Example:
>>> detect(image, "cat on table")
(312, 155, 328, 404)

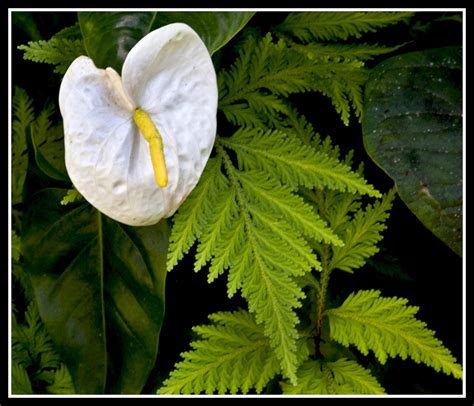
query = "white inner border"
(8, 7, 467, 399)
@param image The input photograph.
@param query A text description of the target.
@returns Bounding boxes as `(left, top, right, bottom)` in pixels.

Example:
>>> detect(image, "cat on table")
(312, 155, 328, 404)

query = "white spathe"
(59, 23, 218, 226)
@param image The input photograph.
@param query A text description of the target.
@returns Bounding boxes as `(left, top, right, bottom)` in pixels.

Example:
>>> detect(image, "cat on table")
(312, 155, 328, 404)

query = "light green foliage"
(168, 127, 380, 383)
(281, 358, 385, 394)
(218, 32, 374, 126)
(161, 14, 448, 394)
(277, 12, 414, 42)
(12, 362, 34, 394)
(60, 188, 82, 206)
(326, 290, 462, 378)
(44, 364, 75, 394)
(220, 128, 380, 196)
(328, 188, 396, 273)
(218, 34, 318, 127)
(12, 303, 75, 394)
(18, 24, 85, 74)
(272, 12, 413, 125)
(158, 310, 281, 394)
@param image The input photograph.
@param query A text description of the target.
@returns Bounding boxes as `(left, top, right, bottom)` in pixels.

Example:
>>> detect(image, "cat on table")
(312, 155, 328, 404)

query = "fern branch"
(277, 12, 414, 42)
(281, 358, 385, 394)
(219, 32, 373, 126)
(158, 310, 280, 394)
(12, 87, 35, 205)
(18, 37, 85, 73)
(328, 189, 396, 273)
(220, 128, 380, 196)
(12, 362, 34, 394)
(288, 41, 405, 62)
(326, 290, 463, 378)
(218, 146, 303, 383)
(167, 157, 227, 270)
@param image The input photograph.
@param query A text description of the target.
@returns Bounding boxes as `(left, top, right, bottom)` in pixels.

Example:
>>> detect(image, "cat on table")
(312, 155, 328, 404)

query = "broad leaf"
(363, 47, 462, 256)
(150, 12, 255, 55)
(79, 11, 254, 71)
(22, 186, 169, 394)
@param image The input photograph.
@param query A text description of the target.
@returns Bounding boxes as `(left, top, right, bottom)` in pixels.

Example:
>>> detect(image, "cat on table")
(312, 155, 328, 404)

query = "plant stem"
(315, 243, 331, 350)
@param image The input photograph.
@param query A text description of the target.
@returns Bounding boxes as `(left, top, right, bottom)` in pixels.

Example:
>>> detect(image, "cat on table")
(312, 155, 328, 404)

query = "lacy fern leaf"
(326, 290, 462, 379)
(278, 12, 414, 42)
(60, 188, 82, 206)
(12, 302, 75, 393)
(168, 127, 381, 382)
(158, 310, 280, 394)
(12, 303, 61, 370)
(219, 31, 376, 126)
(45, 364, 75, 394)
(167, 157, 228, 271)
(328, 188, 396, 273)
(219, 34, 317, 127)
(12, 87, 35, 205)
(220, 128, 380, 196)
(12, 362, 34, 394)
(18, 37, 85, 74)
(281, 358, 385, 394)
(289, 42, 405, 62)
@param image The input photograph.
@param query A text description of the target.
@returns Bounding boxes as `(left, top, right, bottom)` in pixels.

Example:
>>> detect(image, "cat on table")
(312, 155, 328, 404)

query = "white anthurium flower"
(59, 23, 218, 226)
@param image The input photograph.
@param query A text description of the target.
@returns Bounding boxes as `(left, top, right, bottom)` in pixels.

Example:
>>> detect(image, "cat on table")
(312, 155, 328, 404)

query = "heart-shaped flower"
(59, 23, 218, 226)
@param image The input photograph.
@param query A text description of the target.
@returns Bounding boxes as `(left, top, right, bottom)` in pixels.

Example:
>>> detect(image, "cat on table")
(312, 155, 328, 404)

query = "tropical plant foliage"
(12, 11, 462, 395)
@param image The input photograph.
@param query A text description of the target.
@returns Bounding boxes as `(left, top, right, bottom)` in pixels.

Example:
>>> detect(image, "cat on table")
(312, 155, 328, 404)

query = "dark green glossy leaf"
(79, 11, 254, 71)
(79, 12, 152, 71)
(22, 187, 169, 394)
(151, 12, 255, 54)
(363, 47, 462, 256)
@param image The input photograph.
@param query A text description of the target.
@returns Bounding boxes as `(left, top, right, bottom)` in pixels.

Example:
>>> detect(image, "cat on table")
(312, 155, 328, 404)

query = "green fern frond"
(237, 170, 341, 246)
(12, 362, 34, 394)
(289, 41, 405, 62)
(281, 358, 385, 394)
(219, 34, 317, 127)
(220, 128, 380, 196)
(12, 301, 74, 393)
(12, 87, 35, 205)
(278, 12, 414, 42)
(51, 23, 82, 40)
(31, 103, 55, 142)
(219, 32, 371, 126)
(12, 230, 21, 262)
(194, 186, 238, 273)
(308, 60, 368, 125)
(12, 303, 60, 369)
(60, 188, 82, 206)
(158, 310, 280, 394)
(169, 123, 383, 381)
(18, 37, 85, 73)
(328, 188, 396, 273)
(12, 87, 35, 134)
(167, 157, 227, 271)
(328, 358, 385, 394)
(326, 290, 463, 378)
(45, 364, 75, 394)
(168, 143, 340, 381)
